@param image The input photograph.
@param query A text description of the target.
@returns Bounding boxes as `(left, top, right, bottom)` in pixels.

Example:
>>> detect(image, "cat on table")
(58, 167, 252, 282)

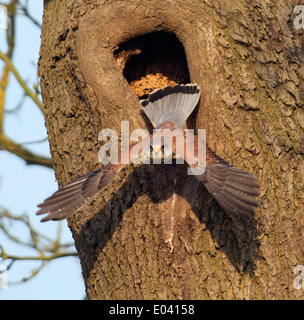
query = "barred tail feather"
(140, 83, 200, 129)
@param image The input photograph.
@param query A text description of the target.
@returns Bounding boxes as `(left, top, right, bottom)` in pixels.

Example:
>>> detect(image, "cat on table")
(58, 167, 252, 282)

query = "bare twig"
(0, 132, 53, 168)
(16, 0, 42, 29)
(0, 51, 44, 114)
(0, 209, 78, 284)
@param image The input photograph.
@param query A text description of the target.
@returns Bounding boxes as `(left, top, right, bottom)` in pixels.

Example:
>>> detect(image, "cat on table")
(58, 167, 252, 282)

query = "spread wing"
(36, 135, 153, 222)
(197, 147, 260, 217)
(168, 129, 260, 217)
(36, 163, 125, 222)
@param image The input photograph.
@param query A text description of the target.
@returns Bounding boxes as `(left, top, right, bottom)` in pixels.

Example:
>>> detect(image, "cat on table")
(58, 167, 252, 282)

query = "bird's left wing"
(164, 128, 260, 217)
(197, 145, 260, 217)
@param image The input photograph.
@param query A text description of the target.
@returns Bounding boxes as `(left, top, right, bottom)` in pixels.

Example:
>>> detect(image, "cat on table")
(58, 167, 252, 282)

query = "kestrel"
(37, 84, 260, 222)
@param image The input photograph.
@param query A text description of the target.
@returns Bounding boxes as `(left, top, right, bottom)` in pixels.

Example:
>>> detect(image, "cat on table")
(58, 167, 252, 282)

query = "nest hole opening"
(114, 31, 190, 99)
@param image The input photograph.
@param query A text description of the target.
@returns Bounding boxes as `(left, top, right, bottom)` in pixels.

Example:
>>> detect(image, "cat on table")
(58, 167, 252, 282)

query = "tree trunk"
(39, 0, 304, 299)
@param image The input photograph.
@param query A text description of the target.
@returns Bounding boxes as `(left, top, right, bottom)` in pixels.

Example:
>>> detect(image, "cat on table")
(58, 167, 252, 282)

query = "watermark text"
(98, 121, 206, 176)
(0, 5, 8, 30)
(294, 5, 304, 30)
(294, 265, 304, 290)
(0, 265, 8, 290)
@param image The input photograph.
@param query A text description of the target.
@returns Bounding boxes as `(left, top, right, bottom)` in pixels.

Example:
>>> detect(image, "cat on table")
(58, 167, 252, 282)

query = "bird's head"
(145, 136, 174, 164)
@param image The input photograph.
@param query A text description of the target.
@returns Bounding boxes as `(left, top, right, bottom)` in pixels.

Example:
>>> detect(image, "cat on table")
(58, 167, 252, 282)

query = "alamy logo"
(294, 265, 304, 290)
(0, 265, 8, 289)
(294, 5, 304, 30)
(97, 121, 206, 176)
(0, 5, 8, 30)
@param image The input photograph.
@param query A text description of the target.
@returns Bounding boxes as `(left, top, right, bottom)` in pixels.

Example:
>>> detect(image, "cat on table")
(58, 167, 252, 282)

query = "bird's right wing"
(36, 134, 153, 222)
(36, 164, 119, 222)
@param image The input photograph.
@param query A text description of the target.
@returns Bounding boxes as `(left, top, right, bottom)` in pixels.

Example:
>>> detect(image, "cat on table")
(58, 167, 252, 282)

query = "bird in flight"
(37, 84, 260, 222)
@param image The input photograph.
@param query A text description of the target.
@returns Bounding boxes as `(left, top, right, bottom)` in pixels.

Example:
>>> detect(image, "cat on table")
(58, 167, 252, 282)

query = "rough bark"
(39, 0, 304, 299)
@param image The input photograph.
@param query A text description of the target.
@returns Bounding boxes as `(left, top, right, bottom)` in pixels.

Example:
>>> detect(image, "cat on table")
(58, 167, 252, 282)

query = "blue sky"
(0, 1, 85, 299)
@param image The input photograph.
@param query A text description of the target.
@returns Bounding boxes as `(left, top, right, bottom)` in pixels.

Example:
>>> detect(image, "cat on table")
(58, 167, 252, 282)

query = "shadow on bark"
(79, 162, 261, 280)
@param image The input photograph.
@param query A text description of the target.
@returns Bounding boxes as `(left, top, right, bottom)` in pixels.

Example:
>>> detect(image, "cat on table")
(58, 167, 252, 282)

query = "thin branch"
(0, 51, 44, 114)
(0, 1, 16, 132)
(16, 1, 42, 29)
(9, 261, 47, 285)
(16, 137, 49, 145)
(0, 132, 53, 168)
(1, 251, 78, 261)
(0, 210, 75, 250)
(5, 0, 17, 59)
(0, 209, 78, 284)
(0, 61, 9, 132)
